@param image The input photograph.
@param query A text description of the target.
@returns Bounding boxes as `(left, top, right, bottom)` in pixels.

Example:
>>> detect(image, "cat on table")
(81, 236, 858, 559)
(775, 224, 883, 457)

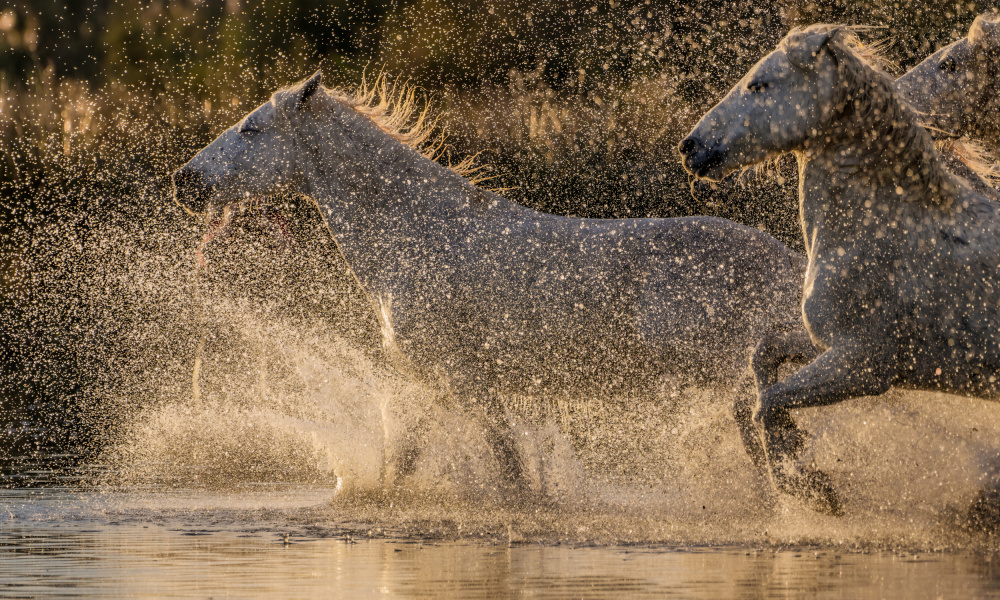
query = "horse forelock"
(784, 25, 897, 75)
(271, 72, 490, 185)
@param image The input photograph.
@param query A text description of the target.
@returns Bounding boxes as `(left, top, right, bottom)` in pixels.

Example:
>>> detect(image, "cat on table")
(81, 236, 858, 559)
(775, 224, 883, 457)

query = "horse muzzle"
(172, 167, 215, 215)
(677, 136, 729, 181)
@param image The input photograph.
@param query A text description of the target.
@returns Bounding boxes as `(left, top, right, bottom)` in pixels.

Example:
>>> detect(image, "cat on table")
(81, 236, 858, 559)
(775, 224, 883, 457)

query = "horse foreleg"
(478, 395, 528, 497)
(735, 328, 819, 471)
(754, 344, 892, 515)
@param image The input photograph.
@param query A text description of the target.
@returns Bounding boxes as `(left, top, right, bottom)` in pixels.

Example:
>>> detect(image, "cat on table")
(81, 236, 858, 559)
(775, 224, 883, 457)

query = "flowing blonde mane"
(320, 72, 491, 185)
(836, 26, 897, 74)
(940, 138, 1000, 185)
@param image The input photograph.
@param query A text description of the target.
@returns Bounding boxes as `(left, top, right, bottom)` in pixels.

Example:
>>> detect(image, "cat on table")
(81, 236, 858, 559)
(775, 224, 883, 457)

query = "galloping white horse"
(681, 25, 1000, 515)
(173, 71, 805, 496)
(730, 28, 1000, 477)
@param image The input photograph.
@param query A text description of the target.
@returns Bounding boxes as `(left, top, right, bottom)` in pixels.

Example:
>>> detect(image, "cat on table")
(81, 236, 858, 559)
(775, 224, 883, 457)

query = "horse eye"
(939, 59, 957, 72)
(748, 81, 769, 93)
(239, 120, 261, 134)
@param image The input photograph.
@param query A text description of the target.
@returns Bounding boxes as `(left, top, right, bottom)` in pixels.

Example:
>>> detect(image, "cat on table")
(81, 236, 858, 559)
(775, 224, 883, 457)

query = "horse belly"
(387, 288, 650, 394)
(896, 297, 1000, 397)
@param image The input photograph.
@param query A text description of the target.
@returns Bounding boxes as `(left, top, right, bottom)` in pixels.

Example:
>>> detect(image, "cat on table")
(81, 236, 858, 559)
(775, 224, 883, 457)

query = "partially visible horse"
(729, 31, 1000, 476)
(681, 25, 1000, 515)
(896, 11, 1000, 157)
(173, 70, 806, 496)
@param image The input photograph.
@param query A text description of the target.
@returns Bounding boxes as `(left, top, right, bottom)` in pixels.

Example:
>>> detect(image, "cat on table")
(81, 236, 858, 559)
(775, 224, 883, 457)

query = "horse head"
(172, 71, 325, 215)
(896, 11, 1000, 144)
(677, 26, 844, 181)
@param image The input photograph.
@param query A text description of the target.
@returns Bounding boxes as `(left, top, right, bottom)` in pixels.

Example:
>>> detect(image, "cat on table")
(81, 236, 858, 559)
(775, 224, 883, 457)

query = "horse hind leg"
(734, 328, 818, 474)
(478, 395, 529, 498)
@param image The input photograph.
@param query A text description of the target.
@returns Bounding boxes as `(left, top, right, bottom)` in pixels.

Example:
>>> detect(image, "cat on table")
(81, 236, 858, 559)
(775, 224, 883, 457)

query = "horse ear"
(969, 12, 1000, 52)
(786, 28, 840, 70)
(296, 70, 323, 109)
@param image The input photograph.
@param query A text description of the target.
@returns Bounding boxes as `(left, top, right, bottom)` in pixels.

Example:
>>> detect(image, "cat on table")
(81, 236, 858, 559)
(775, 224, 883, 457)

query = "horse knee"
(752, 392, 791, 431)
(751, 333, 785, 377)
(753, 328, 804, 367)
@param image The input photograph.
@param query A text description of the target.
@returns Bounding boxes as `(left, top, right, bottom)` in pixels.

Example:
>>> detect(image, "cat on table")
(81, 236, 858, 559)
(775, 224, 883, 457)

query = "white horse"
(681, 25, 1000, 515)
(897, 11, 1000, 157)
(730, 34, 1000, 477)
(173, 71, 806, 496)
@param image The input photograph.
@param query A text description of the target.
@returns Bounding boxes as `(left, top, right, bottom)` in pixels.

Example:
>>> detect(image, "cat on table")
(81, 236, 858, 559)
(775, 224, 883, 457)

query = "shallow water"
(5, 486, 1000, 599)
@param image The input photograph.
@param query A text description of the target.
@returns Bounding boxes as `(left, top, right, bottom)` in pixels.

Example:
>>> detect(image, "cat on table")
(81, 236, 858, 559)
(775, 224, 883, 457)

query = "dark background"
(1, 0, 995, 468)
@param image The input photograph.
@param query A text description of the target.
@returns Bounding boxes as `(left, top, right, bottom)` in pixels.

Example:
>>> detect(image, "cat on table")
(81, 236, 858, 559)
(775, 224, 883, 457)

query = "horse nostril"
(678, 137, 699, 155)
(172, 167, 212, 212)
(172, 168, 202, 190)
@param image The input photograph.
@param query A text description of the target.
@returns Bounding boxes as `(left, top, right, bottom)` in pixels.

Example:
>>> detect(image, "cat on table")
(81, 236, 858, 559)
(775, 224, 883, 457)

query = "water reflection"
(4, 489, 1000, 599)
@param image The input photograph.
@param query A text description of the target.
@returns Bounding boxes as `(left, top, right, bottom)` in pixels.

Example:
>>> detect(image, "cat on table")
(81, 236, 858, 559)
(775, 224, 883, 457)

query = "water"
(6, 486, 1000, 599)
(7, 205, 1000, 598)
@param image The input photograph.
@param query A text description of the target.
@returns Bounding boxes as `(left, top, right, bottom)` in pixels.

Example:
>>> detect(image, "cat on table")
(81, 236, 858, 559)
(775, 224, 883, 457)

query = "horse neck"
(294, 114, 516, 293)
(796, 82, 957, 250)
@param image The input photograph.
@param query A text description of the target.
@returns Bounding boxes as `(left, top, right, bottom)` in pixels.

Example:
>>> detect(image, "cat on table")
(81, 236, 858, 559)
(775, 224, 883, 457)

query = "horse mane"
(830, 26, 897, 73)
(939, 138, 1000, 185)
(277, 72, 491, 185)
(797, 24, 955, 205)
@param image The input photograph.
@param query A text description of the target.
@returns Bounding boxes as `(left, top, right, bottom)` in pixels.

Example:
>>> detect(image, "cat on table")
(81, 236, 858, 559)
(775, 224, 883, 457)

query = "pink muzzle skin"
(195, 203, 295, 269)
(196, 206, 234, 270)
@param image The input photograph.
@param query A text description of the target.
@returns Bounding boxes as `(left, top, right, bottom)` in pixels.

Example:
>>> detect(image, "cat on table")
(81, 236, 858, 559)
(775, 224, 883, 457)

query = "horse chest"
(802, 243, 895, 342)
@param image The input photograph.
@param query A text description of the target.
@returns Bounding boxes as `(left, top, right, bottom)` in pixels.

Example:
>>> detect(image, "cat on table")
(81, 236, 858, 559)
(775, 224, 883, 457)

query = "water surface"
(5, 485, 1000, 599)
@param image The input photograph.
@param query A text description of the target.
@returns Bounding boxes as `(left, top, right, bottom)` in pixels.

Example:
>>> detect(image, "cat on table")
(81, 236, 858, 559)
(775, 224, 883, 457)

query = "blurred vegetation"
(0, 0, 996, 462)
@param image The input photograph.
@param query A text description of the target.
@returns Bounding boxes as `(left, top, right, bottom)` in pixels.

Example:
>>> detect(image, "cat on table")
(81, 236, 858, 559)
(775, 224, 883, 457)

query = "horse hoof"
(776, 468, 842, 516)
(967, 486, 1000, 533)
(803, 469, 842, 516)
